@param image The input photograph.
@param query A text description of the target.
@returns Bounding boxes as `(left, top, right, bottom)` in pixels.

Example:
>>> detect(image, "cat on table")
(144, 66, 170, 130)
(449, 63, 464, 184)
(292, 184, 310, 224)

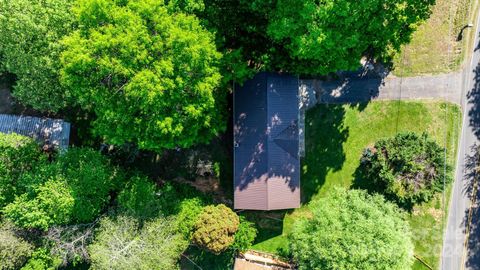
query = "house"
(233, 72, 301, 210)
(0, 114, 71, 150)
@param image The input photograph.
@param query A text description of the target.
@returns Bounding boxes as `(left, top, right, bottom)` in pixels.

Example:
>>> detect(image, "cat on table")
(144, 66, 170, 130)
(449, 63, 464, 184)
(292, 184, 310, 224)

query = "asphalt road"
(441, 11, 480, 270)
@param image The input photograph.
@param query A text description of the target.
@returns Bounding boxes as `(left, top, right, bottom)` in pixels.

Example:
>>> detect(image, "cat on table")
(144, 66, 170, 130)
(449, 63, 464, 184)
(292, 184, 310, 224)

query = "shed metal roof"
(0, 114, 70, 151)
(234, 72, 300, 210)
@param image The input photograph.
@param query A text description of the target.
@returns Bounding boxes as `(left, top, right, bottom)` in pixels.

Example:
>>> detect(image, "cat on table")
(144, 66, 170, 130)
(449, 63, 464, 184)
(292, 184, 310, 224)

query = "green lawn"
(393, 0, 475, 76)
(250, 100, 462, 269)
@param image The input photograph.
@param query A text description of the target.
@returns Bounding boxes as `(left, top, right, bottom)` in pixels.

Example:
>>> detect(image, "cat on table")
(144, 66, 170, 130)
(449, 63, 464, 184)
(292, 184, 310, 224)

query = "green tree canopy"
(356, 132, 450, 208)
(0, 0, 75, 111)
(202, 0, 434, 76)
(117, 175, 160, 220)
(192, 204, 239, 254)
(88, 215, 188, 270)
(268, 0, 435, 74)
(61, 0, 225, 151)
(290, 188, 413, 270)
(3, 148, 121, 230)
(0, 133, 45, 208)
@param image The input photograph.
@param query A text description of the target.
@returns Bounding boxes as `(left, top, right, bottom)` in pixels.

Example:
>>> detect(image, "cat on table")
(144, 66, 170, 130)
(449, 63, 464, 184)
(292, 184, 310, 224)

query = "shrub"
(55, 148, 121, 222)
(3, 148, 121, 230)
(175, 197, 205, 238)
(20, 249, 62, 270)
(356, 132, 450, 208)
(3, 180, 74, 230)
(290, 188, 413, 270)
(231, 216, 257, 252)
(89, 216, 188, 270)
(192, 204, 239, 254)
(0, 133, 45, 208)
(0, 222, 34, 270)
(117, 175, 160, 219)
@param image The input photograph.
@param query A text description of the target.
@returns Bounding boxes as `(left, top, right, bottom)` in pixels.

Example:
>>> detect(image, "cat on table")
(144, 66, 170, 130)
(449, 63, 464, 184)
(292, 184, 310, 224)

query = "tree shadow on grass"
(464, 56, 480, 269)
(463, 144, 480, 270)
(301, 104, 349, 203)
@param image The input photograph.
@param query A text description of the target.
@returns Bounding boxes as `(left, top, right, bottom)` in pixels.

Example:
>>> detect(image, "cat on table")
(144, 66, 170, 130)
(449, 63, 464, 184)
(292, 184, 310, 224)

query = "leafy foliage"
(231, 216, 257, 252)
(192, 204, 239, 254)
(268, 0, 435, 74)
(117, 175, 160, 219)
(0, 133, 45, 208)
(3, 148, 121, 230)
(290, 188, 413, 270)
(0, 0, 75, 111)
(61, 0, 225, 151)
(174, 197, 205, 238)
(202, 0, 435, 75)
(0, 222, 34, 270)
(20, 249, 62, 270)
(357, 132, 450, 208)
(88, 215, 188, 270)
(3, 180, 75, 230)
(201, 0, 273, 82)
(54, 148, 121, 222)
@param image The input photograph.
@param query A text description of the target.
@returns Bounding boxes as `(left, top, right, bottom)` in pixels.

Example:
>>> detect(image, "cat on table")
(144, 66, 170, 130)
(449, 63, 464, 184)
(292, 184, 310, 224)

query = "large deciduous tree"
(0, 0, 75, 112)
(290, 188, 413, 270)
(61, 0, 225, 151)
(203, 0, 435, 76)
(268, 0, 435, 74)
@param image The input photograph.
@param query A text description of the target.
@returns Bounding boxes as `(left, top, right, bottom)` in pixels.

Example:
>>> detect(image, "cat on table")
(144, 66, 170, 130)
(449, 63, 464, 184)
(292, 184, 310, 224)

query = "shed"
(0, 114, 71, 151)
(234, 72, 300, 210)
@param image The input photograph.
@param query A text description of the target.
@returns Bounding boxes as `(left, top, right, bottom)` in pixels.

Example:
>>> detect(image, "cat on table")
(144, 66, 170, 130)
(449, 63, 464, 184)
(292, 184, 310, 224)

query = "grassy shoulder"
(250, 100, 462, 269)
(392, 0, 475, 76)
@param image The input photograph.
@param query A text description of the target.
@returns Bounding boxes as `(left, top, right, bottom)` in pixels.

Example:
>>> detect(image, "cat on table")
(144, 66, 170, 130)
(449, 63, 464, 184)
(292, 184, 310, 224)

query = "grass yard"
(250, 100, 462, 270)
(393, 0, 475, 76)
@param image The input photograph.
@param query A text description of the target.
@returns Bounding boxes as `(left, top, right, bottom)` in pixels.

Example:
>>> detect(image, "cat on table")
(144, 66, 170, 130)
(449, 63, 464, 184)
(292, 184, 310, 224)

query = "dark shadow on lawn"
(301, 104, 349, 203)
(242, 210, 291, 256)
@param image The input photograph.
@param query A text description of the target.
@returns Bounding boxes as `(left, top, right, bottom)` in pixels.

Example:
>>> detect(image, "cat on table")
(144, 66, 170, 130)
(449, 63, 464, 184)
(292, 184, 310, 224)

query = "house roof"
(0, 114, 71, 150)
(234, 72, 300, 210)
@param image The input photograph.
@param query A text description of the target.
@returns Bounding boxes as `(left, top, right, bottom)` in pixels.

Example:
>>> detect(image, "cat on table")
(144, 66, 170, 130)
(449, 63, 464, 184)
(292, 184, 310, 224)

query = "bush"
(290, 188, 413, 270)
(55, 148, 121, 222)
(356, 132, 450, 208)
(0, 222, 34, 270)
(3, 180, 74, 230)
(231, 216, 257, 252)
(3, 148, 121, 230)
(0, 133, 45, 208)
(20, 249, 61, 270)
(175, 197, 205, 238)
(117, 175, 160, 219)
(192, 204, 239, 254)
(89, 216, 188, 270)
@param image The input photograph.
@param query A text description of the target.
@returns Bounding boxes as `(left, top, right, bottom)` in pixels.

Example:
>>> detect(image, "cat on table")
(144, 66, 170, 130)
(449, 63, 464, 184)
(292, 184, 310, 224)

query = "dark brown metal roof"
(234, 72, 300, 210)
